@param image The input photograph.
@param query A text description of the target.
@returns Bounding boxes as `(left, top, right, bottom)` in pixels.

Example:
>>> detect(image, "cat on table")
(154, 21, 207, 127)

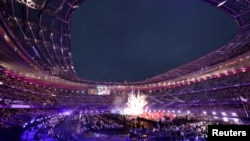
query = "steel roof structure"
(0, 0, 250, 113)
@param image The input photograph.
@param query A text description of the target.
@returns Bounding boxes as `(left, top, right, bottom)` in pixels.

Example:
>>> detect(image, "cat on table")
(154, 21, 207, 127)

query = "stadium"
(0, 0, 250, 140)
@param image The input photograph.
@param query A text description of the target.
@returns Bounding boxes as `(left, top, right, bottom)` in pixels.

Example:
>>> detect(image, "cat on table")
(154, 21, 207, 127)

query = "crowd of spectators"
(148, 71, 250, 117)
(0, 108, 59, 129)
(0, 108, 249, 141)
(0, 70, 250, 129)
(160, 70, 250, 94)
(0, 72, 113, 108)
(21, 112, 238, 141)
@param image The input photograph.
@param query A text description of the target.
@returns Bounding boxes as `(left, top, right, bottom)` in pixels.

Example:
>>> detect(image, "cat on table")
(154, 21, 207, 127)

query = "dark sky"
(70, 0, 237, 83)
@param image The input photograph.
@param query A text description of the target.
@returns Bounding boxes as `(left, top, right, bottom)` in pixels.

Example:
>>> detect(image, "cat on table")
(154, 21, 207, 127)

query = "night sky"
(70, 0, 237, 83)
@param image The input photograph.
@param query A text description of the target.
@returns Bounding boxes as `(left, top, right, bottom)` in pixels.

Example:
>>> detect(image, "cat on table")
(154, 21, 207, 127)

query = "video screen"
(87, 85, 110, 95)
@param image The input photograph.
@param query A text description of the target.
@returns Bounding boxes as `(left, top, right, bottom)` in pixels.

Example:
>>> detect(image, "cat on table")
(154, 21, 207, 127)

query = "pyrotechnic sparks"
(122, 91, 147, 116)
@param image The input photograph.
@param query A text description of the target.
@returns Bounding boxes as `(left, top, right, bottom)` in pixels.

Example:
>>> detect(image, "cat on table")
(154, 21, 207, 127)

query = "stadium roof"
(0, 0, 249, 85)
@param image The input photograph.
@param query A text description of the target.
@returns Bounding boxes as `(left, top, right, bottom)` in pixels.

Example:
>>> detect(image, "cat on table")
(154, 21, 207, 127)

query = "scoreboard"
(87, 85, 110, 95)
